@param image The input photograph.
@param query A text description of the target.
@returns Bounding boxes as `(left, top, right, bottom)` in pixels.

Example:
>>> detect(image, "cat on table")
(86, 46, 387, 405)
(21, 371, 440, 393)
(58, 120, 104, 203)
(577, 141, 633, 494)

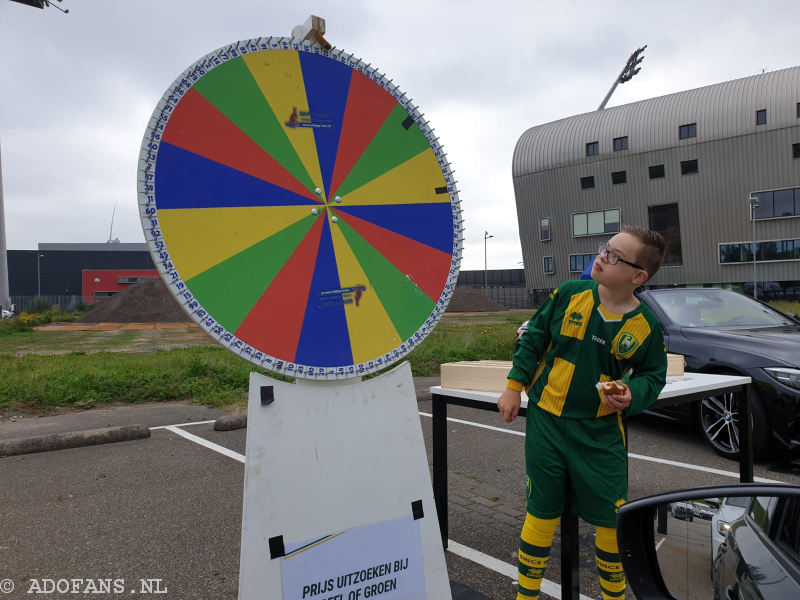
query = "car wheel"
(697, 387, 772, 459)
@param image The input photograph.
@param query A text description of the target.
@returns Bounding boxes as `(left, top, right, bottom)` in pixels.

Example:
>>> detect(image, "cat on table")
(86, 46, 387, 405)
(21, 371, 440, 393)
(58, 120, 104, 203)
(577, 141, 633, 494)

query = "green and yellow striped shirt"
(508, 280, 667, 419)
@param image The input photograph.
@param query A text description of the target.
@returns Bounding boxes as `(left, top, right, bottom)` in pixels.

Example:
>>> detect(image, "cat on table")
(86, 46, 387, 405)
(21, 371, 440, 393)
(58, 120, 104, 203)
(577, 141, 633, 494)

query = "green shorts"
(525, 405, 627, 528)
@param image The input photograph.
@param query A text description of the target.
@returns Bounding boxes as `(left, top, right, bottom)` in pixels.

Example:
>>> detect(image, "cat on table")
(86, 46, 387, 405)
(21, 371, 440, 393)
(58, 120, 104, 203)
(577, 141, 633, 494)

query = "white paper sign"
(281, 515, 426, 600)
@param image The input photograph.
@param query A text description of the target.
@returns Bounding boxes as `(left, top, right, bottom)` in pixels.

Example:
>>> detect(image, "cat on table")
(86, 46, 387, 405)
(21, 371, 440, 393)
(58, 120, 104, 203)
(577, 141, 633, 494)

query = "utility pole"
(598, 46, 647, 110)
(37, 252, 43, 297)
(0, 145, 10, 312)
(749, 195, 759, 299)
(483, 231, 493, 291)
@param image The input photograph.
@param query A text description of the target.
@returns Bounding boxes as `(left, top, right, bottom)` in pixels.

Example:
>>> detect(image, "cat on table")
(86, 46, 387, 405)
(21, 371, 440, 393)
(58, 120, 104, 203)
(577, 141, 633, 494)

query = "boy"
(497, 226, 668, 600)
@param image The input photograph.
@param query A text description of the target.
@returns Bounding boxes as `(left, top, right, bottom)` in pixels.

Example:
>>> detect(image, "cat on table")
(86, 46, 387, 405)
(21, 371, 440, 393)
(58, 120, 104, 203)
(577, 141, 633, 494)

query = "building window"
(611, 170, 627, 184)
(756, 109, 767, 125)
(613, 136, 628, 151)
(680, 159, 698, 175)
(719, 238, 800, 264)
(539, 217, 551, 241)
(543, 256, 554, 274)
(648, 164, 665, 179)
(793, 143, 800, 159)
(580, 176, 595, 189)
(569, 253, 597, 273)
(752, 187, 800, 219)
(648, 204, 683, 266)
(586, 141, 599, 156)
(774, 189, 795, 217)
(573, 208, 620, 237)
(797, 103, 800, 118)
(679, 123, 697, 139)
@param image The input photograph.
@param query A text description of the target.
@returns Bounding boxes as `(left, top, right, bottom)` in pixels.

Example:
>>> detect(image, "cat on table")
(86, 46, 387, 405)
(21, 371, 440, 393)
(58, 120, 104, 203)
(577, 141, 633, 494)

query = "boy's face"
(591, 232, 648, 288)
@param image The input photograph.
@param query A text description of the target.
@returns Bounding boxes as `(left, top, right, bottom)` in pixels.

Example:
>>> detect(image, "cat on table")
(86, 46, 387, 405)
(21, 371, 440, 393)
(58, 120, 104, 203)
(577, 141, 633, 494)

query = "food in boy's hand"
(596, 380, 628, 395)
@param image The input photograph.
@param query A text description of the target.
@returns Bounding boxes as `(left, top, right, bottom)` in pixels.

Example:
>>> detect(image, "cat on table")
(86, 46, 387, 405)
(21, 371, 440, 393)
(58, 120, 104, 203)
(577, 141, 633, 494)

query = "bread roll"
(596, 380, 628, 394)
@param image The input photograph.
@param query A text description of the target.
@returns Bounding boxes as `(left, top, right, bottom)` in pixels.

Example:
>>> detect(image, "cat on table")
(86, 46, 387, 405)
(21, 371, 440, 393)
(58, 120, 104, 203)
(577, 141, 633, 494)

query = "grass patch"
(0, 318, 33, 337)
(404, 321, 518, 376)
(0, 346, 264, 411)
(0, 310, 533, 411)
(768, 300, 800, 317)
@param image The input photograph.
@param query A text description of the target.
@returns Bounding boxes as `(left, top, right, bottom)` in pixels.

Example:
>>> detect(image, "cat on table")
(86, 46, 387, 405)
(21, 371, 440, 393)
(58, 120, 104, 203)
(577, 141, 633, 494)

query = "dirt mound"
(445, 287, 505, 312)
(79, 278, 192, 323)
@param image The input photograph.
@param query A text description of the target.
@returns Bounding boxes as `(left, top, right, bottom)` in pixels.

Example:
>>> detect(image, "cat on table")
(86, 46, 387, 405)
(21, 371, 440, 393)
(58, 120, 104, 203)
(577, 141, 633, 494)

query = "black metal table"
(431, 372, 752, 600)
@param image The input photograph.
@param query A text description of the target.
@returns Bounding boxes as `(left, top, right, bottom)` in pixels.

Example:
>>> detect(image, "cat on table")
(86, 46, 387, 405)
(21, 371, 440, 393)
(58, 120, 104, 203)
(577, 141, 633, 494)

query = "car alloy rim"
(700, 392, 739, 454)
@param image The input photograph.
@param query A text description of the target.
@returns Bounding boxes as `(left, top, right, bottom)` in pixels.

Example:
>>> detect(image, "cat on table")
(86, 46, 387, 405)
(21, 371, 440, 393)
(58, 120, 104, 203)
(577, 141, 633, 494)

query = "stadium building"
(512, 66, 800, 301)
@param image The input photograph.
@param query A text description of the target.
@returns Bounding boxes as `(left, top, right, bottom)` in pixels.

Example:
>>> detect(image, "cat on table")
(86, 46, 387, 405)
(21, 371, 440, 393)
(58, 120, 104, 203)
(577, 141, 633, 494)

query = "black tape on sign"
(411, 499, 424, 520)
(269, 535, 285, 559)
(434, 186, 448, 195)
(261, 386, 274, 406)
(401, 115, 414, 130)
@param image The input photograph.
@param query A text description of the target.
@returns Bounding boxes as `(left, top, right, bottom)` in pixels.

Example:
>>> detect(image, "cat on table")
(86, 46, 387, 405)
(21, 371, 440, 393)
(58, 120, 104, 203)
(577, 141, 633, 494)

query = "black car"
(637, 288, 800, 459)
(713, 495, 800, 600)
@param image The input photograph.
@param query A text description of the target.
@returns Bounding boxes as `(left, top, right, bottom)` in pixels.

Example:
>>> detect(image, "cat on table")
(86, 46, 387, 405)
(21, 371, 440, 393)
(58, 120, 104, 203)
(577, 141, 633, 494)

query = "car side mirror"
(617, 484, 800, 600)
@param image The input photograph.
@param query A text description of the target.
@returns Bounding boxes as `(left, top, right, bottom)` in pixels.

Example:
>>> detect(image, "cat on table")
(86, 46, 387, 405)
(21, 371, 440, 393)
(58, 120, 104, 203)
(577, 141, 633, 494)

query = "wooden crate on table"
(667, 353, 685, 377)
(440, 360, 512, 393)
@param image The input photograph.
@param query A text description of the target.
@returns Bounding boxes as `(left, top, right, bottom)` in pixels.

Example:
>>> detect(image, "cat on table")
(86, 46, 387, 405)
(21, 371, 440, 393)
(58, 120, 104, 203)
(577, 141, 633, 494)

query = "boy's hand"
(601, 387, 632, 412)
(498, 388, 522, 422)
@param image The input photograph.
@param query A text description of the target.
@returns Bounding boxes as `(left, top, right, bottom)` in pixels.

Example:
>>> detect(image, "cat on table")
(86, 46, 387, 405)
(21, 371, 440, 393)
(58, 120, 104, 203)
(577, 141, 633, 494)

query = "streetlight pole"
(749, 195, 758, 299)
(37, 253, 44, 297)
(483, 231, 493, 291)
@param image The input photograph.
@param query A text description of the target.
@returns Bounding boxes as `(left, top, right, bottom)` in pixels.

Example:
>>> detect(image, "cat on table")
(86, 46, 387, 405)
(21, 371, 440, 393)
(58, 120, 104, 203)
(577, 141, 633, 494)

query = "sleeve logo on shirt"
(568, 312, 583, 326)
(616, 333, 638, 355)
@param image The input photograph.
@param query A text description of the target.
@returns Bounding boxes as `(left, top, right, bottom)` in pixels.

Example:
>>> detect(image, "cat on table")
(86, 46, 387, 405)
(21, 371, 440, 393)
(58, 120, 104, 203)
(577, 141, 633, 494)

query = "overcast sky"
(1, 0, 798, 271)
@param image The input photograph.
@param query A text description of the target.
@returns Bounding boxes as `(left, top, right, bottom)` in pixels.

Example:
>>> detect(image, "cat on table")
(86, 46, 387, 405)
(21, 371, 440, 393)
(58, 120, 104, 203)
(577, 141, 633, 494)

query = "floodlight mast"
(598, 45, 647, 111)
(9, 0, 69, 13)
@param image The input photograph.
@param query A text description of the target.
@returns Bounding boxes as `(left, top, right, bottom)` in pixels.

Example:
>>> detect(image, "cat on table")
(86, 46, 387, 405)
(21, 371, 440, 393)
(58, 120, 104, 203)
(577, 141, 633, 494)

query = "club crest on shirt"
(616, 333, 638, 355)
(568, 312, 583, 327)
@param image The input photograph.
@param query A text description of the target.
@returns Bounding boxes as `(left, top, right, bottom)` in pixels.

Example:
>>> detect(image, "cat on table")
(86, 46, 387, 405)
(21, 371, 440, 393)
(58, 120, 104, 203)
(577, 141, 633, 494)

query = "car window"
(748, 496, 776, 532)
(769, 497, 800, 566)
(728, 496, 752, 509)
(649, 290, 794, 328)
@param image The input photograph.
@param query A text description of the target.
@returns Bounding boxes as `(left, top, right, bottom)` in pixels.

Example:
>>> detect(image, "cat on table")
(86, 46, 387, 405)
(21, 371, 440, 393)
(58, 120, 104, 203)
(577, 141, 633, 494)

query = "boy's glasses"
(598, 243, 645, 270)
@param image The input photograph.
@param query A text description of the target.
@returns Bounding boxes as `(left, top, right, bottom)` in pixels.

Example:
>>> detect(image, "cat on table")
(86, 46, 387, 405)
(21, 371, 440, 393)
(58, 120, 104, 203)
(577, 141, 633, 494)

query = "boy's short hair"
(622, 225, 667, 278)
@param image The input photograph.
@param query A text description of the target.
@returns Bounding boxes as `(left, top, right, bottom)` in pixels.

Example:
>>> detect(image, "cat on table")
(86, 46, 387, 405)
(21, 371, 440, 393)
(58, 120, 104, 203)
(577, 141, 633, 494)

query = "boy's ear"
(633, 269, 649, 286)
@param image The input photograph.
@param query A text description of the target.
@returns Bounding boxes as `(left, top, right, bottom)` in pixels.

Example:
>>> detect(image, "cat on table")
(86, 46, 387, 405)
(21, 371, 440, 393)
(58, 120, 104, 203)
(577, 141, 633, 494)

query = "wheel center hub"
(725, 412, 732, 422)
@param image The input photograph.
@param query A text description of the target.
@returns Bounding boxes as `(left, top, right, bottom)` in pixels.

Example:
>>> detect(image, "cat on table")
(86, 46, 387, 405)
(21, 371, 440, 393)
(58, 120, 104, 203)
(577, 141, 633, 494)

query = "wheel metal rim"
(700, 392, 740, 454)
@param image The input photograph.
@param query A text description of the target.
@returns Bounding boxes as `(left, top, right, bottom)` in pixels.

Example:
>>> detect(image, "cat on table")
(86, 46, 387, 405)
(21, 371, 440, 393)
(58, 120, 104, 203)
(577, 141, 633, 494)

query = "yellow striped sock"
(517, 513, 559, 600)
(595, 526, 625, 599)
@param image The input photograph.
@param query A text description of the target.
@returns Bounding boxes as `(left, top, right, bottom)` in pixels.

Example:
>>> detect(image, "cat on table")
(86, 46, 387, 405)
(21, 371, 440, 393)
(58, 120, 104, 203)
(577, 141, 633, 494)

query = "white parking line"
(447, 540, 592, 600)
(418, 412, 784, 483)
(162, 425, 245, 463)
(150, 419, 216, 430)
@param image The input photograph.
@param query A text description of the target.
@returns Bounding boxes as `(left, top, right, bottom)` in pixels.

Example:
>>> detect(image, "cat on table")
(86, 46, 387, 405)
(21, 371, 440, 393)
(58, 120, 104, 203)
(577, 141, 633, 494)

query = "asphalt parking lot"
(2, 377, 799, 600)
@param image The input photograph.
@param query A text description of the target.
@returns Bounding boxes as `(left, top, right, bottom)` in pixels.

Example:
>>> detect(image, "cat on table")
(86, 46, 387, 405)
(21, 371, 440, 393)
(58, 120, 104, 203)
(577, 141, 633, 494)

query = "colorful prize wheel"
(137, 37, 462, 379)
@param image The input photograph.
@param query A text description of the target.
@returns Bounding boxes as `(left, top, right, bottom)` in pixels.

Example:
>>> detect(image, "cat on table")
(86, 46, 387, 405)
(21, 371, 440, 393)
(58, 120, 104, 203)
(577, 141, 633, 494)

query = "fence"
(8, 295, 96, 313)
(468, 286, 540, 310)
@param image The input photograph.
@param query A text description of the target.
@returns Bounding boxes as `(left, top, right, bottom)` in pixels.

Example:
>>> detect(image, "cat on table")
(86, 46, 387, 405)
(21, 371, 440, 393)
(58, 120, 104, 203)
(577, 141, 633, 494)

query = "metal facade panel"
(512, 66, 800, 178)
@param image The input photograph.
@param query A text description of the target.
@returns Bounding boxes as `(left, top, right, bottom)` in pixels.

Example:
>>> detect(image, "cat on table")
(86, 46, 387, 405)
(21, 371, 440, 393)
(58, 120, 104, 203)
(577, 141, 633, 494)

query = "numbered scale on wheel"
(137, 36, 462, 380)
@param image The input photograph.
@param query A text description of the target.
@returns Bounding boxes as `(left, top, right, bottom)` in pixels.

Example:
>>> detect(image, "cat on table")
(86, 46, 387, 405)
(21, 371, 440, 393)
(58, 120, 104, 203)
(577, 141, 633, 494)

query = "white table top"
(430, 371, 751, 407)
